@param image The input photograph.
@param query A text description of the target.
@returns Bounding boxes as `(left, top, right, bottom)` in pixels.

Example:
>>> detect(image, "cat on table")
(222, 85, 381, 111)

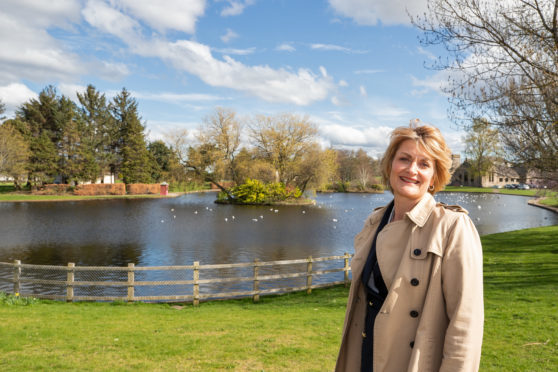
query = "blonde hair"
(380, 120, 452, 194)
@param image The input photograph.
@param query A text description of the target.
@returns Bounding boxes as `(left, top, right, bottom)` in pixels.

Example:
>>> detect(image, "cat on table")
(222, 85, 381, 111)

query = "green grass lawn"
(1, 225, 557, 371)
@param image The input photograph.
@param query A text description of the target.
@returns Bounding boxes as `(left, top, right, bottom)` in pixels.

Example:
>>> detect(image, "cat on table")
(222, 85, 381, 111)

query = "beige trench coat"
(336, 193, 484, 372)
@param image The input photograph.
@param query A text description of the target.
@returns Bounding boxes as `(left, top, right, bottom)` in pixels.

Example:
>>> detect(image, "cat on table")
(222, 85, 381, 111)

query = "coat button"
(410, 278, 419, 286)
(368, 300, 373, 307)
(413, 248, 422, 256)
(410, 310, 419, 318)
(410, 341, 415, 348)
(362, 332, 367, 338)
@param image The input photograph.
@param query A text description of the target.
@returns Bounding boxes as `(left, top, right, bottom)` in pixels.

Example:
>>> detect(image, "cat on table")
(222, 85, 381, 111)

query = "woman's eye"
(421, 162, 431, 168)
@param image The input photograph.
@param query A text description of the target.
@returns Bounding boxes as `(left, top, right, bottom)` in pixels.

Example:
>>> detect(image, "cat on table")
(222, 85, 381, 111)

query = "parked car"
(517, 183, 530, 190)
(504, 184, 515, 189)
(491, 185, 502, 189)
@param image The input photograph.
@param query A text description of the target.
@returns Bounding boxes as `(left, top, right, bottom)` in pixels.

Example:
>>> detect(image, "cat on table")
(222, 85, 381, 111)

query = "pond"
(0, 191, 556, 267)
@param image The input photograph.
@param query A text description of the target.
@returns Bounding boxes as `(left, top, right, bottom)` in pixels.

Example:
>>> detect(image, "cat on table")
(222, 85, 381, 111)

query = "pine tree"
(77, 84, 117, 182)
(110, 88, 152, 184)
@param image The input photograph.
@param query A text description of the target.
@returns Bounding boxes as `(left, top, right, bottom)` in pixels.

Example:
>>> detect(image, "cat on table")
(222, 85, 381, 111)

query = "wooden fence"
(0, 253, 353, 305)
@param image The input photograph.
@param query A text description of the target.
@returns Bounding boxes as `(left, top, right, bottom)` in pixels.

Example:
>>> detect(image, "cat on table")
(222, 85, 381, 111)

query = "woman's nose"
(407, 161, 418, 173)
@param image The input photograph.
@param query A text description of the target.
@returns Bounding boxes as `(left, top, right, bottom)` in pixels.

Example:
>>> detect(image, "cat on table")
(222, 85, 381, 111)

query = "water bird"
(302, 210, 306, 214)
(477, 205, 481, 209)
(252, 218, 258, 222)
(225, 218, 228, 222)
(161, 220, 164, 223)
(260, 215, 264, 219)
(171, 208, 174, 212)
(232, 216, 235, 219)
(274, 209, 278, 213)
(194, 211, 198, 214)
(332, 218, 338, 222)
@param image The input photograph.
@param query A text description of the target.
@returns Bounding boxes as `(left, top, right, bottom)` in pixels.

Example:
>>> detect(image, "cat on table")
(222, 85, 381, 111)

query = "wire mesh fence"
(0, 253, 353, 304)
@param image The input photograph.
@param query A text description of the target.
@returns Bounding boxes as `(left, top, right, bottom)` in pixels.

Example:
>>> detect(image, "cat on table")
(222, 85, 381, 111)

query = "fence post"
(127, 263, 135, 302)
(306, 256, 313, 294)
(13, 260, 21, 295)
(253, 258, 260, 303)
(66, 263, 75, 302)
(344, 252, 350, 287)
(193, 261, 200, 307)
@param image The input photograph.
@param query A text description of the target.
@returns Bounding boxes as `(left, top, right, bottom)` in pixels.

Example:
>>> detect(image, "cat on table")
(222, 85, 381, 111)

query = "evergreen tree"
(110, 88, 152, 184)
(15, 86, 61, 184)
(77, 84, 117, 182)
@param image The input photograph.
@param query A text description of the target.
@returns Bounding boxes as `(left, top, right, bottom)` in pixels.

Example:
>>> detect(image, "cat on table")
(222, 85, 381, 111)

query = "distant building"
(450, 156, 522, 188)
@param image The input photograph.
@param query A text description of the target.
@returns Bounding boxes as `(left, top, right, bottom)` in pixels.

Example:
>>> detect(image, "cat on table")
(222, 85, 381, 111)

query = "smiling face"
(389, 139, 436, 205)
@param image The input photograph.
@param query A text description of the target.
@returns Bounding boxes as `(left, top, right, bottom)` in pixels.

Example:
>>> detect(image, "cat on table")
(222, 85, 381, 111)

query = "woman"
(335, 122, 484, 372)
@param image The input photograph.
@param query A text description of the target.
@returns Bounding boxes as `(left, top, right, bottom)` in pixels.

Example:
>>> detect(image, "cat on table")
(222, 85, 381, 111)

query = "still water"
(0, 192, 556, 267)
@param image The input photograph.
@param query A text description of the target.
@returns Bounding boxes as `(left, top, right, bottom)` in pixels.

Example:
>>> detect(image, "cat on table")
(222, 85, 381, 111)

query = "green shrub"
(369, 184, 384, 191)
(218, 179, 302, 204)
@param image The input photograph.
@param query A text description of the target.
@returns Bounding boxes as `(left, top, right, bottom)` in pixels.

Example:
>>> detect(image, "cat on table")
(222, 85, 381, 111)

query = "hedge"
(74, 183, 126, 196)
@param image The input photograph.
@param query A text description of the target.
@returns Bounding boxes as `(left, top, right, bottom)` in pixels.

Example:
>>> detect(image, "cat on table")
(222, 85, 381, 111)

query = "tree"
(463, 118, 502, 179)
(0, 99, 6, 120)
(15, 86, 62, 184)
(0, 122, 30, 187)
(148, 140, 180, 182)
(77, 84, 117, 181)
(413, 0, 558, 176)
(249, 113, 318, 186)
(294, 145, 338, 193)
(198, 107, 242, 184)
(110, 88, 152, 184)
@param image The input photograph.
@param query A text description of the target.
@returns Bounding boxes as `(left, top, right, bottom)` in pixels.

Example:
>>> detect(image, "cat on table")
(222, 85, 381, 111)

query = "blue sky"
(0, 0, 464, 157)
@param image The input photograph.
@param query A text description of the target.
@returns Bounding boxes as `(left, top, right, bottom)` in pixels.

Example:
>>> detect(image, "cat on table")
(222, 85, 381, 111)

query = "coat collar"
(405, 192, 436, 227)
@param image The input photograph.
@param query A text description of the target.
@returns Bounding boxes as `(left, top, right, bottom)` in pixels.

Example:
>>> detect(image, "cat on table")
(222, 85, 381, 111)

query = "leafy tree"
(0, 122, 30, 188)
(110, 88, 152, 184)
(198, 107, 242, 184)
(148, 140, 180, 182)
(249, 113, 318, 186)
(463, 118, 502, 179)
(413, 0, 558, 176)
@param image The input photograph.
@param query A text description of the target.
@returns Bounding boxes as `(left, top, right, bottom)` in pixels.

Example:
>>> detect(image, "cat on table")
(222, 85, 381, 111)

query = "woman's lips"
(400, 176, 419, 184)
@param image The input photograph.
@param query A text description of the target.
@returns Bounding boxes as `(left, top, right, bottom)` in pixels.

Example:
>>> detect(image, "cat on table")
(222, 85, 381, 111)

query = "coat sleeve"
(440, 213, 484, 372)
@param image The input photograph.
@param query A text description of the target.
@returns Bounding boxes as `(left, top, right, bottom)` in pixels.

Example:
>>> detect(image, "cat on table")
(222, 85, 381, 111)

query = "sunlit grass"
(1, 226, 557, 370)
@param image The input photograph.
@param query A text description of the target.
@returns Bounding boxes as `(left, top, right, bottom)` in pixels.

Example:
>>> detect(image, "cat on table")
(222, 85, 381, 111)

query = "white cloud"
(359, 85, 367, 96)
(0, 83, 37, 113)
(320, 123, 392, 147)
(331, 96, 341, 106)
(114, 0, 205, 34)
(221, 28, 238, 43)
(328, 0, 427, 26)
(319, 66, 328, 78)
(58, 83, 88, 102)
(276, 43, 295, 52)
(338, 80, 348, 87)
(82, 0, 141, 44)
(0, 2, 85, 84)
(138, 39, 334, 105)
(220, 0, 255, 17)
(213, 47, 256, 56)
(132, 91, 227, 103)
(81, 1, 334, 105)
(311, 43, 365, 54)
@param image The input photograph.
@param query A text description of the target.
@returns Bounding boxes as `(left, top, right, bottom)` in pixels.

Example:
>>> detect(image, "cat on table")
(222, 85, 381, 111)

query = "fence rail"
(0, 254, 353, 305)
